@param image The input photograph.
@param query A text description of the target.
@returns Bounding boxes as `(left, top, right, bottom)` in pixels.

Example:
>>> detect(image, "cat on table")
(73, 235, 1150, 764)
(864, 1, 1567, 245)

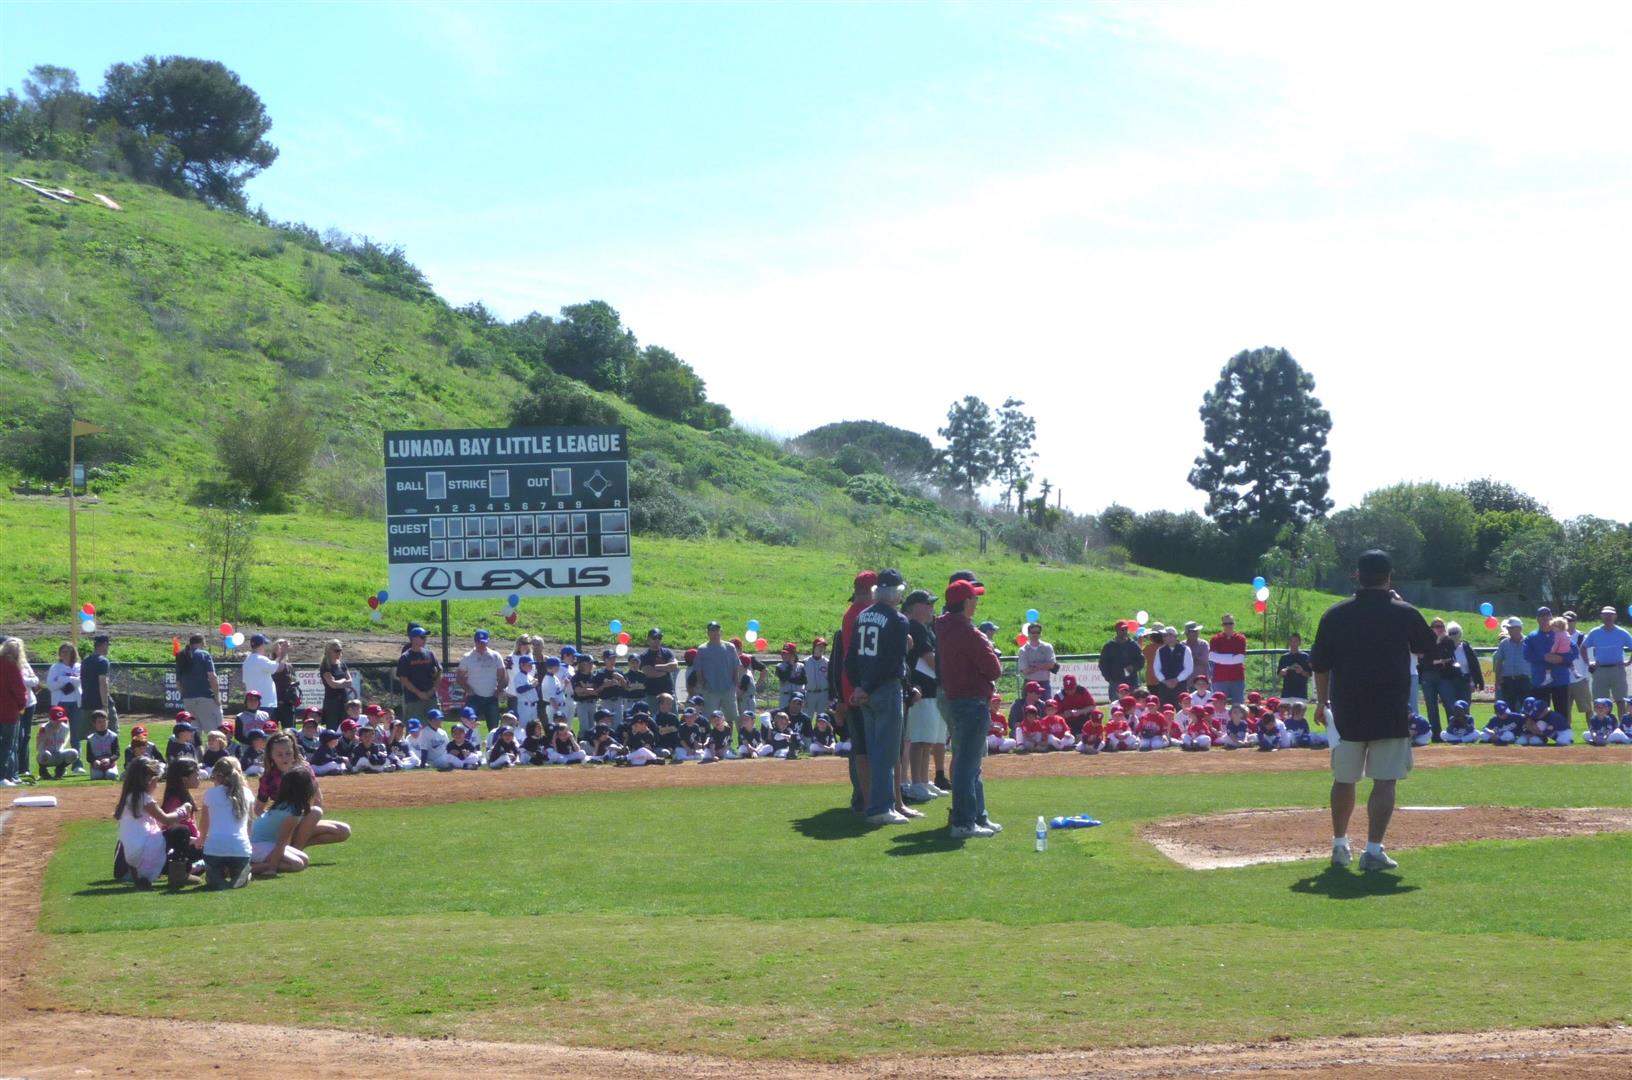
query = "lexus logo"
(410, 567, 451, 597)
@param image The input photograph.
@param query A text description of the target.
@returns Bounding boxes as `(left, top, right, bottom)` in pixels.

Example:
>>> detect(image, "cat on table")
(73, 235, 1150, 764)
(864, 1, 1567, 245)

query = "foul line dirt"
(2, 745, 1629, 1079)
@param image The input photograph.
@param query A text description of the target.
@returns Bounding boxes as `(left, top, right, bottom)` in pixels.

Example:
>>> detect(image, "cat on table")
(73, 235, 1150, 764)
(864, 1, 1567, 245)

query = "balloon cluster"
(78, 602, 97, 635)
(609, 619, 630, 656)
(499, 593, 522, 626)
(1014, 608, 1042, 647)
(366, 588, 390, 623)
(1250, 575, 1270, 614)
(1479, 601, 1498, 631)
(218, 622, 245, 650)
(744, 618, 768, 651)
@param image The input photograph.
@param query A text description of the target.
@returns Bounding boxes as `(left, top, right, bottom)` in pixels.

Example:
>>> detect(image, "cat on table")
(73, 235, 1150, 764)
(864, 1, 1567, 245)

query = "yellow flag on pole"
(70, 421, 105, 437)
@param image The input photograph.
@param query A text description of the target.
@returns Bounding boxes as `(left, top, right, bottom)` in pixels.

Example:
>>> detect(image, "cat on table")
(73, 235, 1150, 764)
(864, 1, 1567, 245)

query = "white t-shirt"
(241, 652, 279, 708)
(457, 649, 505, 697)
(47, 661, 81, 705)
(201, 785, 253, 857)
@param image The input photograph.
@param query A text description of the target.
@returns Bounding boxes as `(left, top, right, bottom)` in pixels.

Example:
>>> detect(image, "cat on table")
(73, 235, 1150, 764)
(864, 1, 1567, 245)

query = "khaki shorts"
(1330, 737, 1412, 783)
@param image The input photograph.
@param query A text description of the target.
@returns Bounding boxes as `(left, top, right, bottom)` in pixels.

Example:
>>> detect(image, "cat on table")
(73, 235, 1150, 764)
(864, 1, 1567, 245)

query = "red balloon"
(616, 631, 631, 645)
(367, 596, 380, 609)
(754, 638, 768, 651)
(219, 623, 233, 637)
(1252, 600, 1267, 614)
(1484, 615, 1499, 630)
(1015, 633, 1028, 646)
(505, 610, 518, 625)
(82, 603, 95, 616)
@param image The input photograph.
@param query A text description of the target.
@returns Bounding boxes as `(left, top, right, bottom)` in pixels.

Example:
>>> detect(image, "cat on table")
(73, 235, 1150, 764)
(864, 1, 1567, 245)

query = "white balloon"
(230, 632, 245, 648)
(1135, 611, 1149, 625)
(614, 642, 629, 657)
(744, 629, 758, 643)
(1255, 586, 1270, 602)
(371, 608, 384, 622)
(81, 619, 96, 633)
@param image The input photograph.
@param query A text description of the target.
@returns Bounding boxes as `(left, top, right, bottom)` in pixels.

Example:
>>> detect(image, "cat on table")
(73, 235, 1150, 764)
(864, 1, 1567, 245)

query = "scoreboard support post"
(441, 599, 450, 668)
(574, 595, 584, 652)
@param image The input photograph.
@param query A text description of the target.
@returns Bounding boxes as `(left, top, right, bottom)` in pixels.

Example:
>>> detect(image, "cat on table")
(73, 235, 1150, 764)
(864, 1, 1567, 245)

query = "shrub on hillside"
(844, 473, 904, 507)
(510, 382, 620, 428)
(213, 394, 317, 511)
(744, 514, 799, 547)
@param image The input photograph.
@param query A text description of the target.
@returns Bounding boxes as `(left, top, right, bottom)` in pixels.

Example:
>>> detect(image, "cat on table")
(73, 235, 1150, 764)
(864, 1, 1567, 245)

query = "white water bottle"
(1035, 816, 1047, 852)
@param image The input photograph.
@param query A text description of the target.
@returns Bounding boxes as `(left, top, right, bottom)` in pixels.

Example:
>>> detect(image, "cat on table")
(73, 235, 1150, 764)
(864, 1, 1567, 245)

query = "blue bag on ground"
(1049, 814, 1102, 829)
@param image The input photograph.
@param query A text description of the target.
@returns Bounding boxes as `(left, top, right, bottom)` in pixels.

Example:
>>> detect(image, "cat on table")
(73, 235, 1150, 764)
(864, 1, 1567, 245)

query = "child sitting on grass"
(1408, 714, 1431, 747)
(1584, 698, 1618, 747)
(166, 718, 200, 764)
(250, 765, 317, 877)
(1482, 702, 1520, 744)
(621, 714, 661, 766)
(84, 710, 120, 780)
(520, 719, 551, 765)
(199, 729, 229, 771)
(36, 706, 81, 779)
(546, 722, 587, 764)
(198, 756, 254, 890)
(389, 720, 421, 769)
(1220, 705, 1251, 749)
(159, 757, 204, 887)
(1042, 702, 1076, 751)
(486, 725, 521, 768)
(114, 757, 190, 888)
(444, 725, 482, 770)
(1075, 709, 1104, 755)
(735, 712, 770, 758)
(1443, 701, 1480, 744)
(309, 729, 348, 776)
(807, 713, 839, 755)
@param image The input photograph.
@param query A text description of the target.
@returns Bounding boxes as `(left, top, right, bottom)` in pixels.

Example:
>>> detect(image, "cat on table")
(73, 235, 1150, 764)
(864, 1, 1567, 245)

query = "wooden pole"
(68, 428, 78, 652)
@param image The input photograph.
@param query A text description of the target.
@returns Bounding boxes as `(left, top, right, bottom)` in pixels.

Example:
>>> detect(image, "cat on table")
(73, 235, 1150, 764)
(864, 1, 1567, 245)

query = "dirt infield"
(3, 745, 1629, 1079)
(1145, 805, 1632, 869)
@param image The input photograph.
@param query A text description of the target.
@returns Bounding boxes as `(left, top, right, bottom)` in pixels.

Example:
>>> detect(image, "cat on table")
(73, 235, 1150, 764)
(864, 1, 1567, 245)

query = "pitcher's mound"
(1144, 805, 1632, 869)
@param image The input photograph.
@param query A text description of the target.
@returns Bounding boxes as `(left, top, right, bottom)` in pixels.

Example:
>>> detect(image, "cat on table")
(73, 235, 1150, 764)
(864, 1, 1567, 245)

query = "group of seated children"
(991, 680, 1329, 754)
(1461, 696, 1632, 747)
(111, 725, 351, 892)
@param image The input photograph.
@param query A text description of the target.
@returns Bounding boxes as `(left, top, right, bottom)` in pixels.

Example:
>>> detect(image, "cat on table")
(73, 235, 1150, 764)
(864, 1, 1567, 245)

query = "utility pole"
(68, 419, 105, 651)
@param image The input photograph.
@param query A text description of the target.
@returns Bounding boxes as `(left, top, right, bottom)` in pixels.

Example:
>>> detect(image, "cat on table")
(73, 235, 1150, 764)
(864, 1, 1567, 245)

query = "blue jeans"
(944, 697, 989, 828)
(1215, 680, 1245, 705)
(861, 685, 905, 817)
(466, 694, 500, 732)
(1419, 671, 1452, 737)
(0, 719, 16, 781)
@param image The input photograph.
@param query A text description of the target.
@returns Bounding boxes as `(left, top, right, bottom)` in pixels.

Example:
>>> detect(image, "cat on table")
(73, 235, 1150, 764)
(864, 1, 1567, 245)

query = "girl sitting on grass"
(250, 765, 318, 877)
(113, 758, 191, 889)
(160, 757, 204, 885)
(198, 756, 254, 890)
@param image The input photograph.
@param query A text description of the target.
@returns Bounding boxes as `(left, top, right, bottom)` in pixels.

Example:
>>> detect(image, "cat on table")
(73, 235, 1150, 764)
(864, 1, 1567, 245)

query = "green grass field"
(35, 763, 1632, 1059)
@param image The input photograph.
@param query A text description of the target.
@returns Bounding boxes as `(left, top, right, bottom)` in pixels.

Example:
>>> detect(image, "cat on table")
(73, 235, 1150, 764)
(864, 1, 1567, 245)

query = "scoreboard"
(384, 426, 632, 600)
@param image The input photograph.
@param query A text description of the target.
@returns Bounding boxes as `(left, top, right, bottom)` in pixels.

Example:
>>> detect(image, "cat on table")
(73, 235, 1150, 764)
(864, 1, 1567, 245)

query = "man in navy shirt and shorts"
(1311, 550, 1436, 873)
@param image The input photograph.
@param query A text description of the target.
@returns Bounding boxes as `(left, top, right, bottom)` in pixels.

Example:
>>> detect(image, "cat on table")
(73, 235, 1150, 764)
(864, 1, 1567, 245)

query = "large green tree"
(993, 397, 1037, 512)
(937, 396, 996, 494)
(625, 345, 730, 430)
(97, 56, 277, 208)
(537, 301, 639, 393)
(1364, 482, 1478, 585)
(1189, 347, 1332, 532)
(791, 421, 937, 480)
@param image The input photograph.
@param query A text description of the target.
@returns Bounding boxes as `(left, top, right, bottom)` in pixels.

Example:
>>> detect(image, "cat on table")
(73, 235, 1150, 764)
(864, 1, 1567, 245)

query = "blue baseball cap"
(594, 707, 613, 719)
(560, 645, 577, 656)
(425, 708, 444, 721)
(543, 657, 560, 668)
(474, 629, 490, 642)
(406, 718, 422, 731)
(249, 633, 268, 647)
(1453, 700, 1469, 710)
(517, 655, 534, 667)
(409, 625, 428, 638)
(459, 706, 477, 720)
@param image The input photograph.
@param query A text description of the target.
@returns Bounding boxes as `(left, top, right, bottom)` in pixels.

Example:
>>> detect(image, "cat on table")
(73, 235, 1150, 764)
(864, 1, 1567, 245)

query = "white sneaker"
(903, 783, 934, 802)
(978, 818, 1003, 833)
(899, 805, 925, 819)
(950, 824, 995, 839)
(1331, 841, 1352, 868)
(0, 779, 15, 787)
(866, 811, 908, 826)
(924, 784, 947, 798)
(1358, 848, 1399, 871)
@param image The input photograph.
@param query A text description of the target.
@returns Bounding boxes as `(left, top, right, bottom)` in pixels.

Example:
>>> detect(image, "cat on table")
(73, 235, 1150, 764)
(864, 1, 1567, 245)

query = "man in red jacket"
(1209, 614, 1249, 705)
(934, 578, 1004, 839)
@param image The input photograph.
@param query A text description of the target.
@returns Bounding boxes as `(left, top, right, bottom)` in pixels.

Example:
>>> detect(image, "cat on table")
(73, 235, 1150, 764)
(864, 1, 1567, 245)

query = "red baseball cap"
(1024, 681, 1044, 695)
(853, 570, 878, 589)
(339, 718, 358, 732)
(365, 703, 384, 716)
(174, 710, 194, 723)
(782, 642, 797, 653)
(131, 725, 148, 738)
(945, 579, 985, 605)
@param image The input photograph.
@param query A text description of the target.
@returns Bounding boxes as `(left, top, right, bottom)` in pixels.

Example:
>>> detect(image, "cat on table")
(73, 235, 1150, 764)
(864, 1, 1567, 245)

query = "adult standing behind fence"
(1584, 606, 1632, 703)
(318, 640, 352, 726)
(270, 640, 299, 729)
(846, 568, 913, 826)
(1312, 550, 1436, 873)
(176, 634, 223, 734)
(1522, 607, 1574, 718)
(1098, 622, 1143, 692)
(1182, 622, 1209, 692)
(1492, 617, 1530, 710)
(1152, 627, 1192, 708)
(1209, 616, 1247, 704)
(397, 625, 441, 723)
(456, 630, 507, 732)
(935, 578, 1002, 839)
(81, 633, 115, 737)
(1444, 623, 1484, 718)
(241, 634, 279, 717)
(1018, 623, 1057, 697)
(693, 622, 739, 722)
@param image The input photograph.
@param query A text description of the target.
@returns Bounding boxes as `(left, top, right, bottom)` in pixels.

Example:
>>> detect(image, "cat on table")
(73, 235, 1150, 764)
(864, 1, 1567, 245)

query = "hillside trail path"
(1, 748, 1628, 1079)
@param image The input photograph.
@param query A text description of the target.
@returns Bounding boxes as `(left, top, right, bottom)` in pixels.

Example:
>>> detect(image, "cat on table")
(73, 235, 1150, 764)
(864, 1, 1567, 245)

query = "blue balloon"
(609, 619, 622, 634)
(1025, 609, 1040, 623)
(1479, 602, 1494, 617)
(507, 593, 521, 607)
(377, 590, 389, 604)
(1252, 576, 1266, 590)
(746, 619, 761, 632)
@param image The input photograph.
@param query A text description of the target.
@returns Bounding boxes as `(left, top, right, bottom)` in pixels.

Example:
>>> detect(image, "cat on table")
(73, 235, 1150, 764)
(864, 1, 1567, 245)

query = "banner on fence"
(163, 671, 232, 710)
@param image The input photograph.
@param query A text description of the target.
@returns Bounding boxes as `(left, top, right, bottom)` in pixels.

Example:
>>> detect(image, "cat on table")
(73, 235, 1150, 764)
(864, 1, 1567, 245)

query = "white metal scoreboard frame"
(384, 425, 632, 600)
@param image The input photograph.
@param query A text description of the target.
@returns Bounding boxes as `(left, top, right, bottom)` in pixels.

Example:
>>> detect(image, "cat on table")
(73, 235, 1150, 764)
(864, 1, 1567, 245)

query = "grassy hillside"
(0, 157, 1502, 665)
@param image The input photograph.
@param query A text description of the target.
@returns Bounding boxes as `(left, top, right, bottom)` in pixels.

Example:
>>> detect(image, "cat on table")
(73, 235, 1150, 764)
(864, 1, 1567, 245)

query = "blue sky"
(3, 1, 1629, 519)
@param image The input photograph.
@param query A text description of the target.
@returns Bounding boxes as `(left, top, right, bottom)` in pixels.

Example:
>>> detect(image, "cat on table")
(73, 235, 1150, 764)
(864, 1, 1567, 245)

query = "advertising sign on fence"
(163, 671, 232, 710)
